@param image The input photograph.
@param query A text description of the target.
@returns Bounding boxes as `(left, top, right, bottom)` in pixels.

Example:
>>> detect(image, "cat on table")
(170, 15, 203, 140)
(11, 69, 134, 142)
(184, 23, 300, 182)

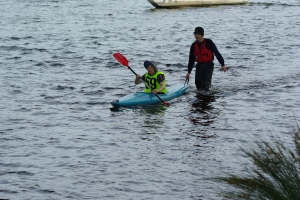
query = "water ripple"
(0, 0, 300, 199)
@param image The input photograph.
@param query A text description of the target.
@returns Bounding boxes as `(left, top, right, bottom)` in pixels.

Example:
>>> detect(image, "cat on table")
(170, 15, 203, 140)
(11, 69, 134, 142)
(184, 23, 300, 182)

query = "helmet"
(144, 60, 158, 72)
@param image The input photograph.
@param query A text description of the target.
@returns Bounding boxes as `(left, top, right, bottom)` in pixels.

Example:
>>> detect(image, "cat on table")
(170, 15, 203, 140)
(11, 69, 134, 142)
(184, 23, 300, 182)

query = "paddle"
(113, 52, 170, 107)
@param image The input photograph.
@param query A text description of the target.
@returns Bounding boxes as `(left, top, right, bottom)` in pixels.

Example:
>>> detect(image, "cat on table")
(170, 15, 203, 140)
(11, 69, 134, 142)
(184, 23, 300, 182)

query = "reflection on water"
(141, 105, 167, 129)
(110, 104, 168, 130)
(185, 94, 221, 141)
(190, 95, 219, 126)
(140, 104, 167, 115)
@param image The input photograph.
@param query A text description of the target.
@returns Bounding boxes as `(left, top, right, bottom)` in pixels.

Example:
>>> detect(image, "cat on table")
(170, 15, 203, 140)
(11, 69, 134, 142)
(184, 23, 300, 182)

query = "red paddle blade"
(162, 102, 171, 107)
(113, 52, 129, 67)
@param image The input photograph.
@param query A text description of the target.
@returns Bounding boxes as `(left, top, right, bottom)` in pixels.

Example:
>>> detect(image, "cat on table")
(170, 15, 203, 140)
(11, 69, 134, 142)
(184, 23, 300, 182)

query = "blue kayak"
(111, 84, 189, 107)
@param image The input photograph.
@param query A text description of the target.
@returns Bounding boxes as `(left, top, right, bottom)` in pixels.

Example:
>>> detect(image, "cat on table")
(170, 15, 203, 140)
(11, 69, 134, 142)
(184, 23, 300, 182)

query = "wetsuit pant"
(195, 62, 214, 91)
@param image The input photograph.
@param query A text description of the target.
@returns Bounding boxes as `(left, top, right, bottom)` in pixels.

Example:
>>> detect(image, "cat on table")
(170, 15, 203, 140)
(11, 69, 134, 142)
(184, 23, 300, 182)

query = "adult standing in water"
(185, 27, 227, 91)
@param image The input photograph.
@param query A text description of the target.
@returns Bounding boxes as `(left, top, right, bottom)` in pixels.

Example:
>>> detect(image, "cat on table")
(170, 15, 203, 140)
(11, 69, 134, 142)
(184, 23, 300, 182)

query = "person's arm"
(187, 43, 195, 73)
(152, 82, 165, 94)
(207, 39, 227, 72)
(206, 39, 224, 66)
(186, 43, 195, 79)
(152, 74, 165, 94)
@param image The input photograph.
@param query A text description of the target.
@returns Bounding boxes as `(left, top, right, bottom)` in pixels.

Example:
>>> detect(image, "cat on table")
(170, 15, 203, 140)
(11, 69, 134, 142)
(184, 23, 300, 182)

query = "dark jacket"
(188, 38, 225, 73)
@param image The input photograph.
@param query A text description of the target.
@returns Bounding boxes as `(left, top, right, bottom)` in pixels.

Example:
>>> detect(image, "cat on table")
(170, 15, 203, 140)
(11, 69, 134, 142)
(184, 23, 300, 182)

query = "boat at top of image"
(147, 0, 248, 8)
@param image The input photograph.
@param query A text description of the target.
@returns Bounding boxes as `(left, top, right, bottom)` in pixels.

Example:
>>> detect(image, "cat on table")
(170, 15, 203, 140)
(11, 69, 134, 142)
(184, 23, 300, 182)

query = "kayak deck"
(111, 84, 189, 107)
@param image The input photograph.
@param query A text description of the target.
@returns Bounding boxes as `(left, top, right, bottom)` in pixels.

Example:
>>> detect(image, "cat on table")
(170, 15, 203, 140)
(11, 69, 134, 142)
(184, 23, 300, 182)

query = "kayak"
(111, 84, 189, 107)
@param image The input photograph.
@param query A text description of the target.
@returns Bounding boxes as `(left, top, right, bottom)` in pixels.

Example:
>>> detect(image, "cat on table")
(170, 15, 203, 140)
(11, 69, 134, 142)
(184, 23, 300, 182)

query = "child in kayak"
(135, 60, 167, 94)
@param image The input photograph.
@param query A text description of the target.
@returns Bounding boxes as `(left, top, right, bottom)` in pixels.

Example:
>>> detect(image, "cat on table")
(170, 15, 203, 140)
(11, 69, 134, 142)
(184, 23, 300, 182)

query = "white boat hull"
(148, 0, 248, 8)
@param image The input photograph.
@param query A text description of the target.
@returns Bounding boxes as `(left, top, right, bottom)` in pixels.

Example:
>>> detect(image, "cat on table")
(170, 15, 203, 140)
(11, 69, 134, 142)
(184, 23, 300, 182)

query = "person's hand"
(135, 74, 142, 84)
(185, 73, 190, 80)
(222, 66, 227, 72)
(152, 90, 158, 94)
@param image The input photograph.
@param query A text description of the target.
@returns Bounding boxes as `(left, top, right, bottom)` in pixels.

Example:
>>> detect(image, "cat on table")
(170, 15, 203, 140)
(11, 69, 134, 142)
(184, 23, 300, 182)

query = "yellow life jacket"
(143, 71, 167, 94)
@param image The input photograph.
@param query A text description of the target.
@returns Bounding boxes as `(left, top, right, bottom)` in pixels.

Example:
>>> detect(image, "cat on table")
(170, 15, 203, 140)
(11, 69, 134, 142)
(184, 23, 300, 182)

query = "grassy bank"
(219, 124, 300, 199)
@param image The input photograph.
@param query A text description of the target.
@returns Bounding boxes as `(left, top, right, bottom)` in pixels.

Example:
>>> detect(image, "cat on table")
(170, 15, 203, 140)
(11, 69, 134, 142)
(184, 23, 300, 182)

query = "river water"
(1, 0, 300, 199)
